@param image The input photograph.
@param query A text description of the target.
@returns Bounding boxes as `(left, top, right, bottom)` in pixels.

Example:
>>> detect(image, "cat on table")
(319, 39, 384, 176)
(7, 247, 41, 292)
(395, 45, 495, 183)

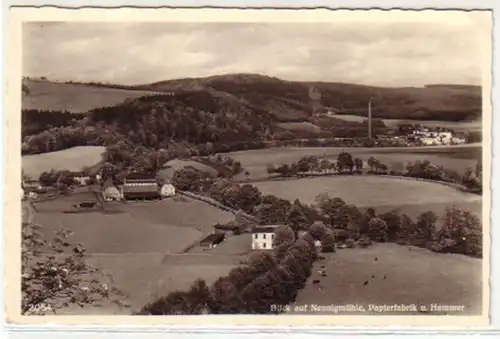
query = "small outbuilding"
(103, 185, 122, 201)
(199, 233, 225, 249)
(160, 183, 176, 198)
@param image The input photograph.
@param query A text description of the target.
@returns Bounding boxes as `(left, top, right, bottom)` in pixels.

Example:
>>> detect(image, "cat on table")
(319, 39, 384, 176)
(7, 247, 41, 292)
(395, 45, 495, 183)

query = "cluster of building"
(405, 128, 466, 146)
(102, 172, 176, 201)
(198, 224, 323, 251)
(22, 171, 177, 202)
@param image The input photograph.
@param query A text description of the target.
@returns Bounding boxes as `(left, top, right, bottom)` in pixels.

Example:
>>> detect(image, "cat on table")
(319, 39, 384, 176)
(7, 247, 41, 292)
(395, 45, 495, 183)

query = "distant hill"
(132, 73, 482, 122)
(22, 74, 482, 122)
(21, 73, 482, 157)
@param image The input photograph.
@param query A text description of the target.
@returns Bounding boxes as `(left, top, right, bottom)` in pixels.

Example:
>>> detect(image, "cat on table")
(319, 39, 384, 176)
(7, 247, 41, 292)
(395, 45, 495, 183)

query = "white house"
(252, 225, 279, 250)
(438, 132, 453, 145)
(420, 137, 438, 146)
(451, 136, 467, 144)
(103, 185, 121, 201)
(102, 178, 122, 201)
(160, 183, 176, 198)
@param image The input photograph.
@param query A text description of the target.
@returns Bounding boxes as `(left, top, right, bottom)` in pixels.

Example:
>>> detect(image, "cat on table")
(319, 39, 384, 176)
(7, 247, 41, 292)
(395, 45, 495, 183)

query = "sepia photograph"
(5, 7, 492, 326)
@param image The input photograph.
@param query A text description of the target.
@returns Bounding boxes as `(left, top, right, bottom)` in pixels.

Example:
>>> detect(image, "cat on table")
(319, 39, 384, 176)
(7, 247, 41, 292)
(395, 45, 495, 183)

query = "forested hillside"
(21, 73, 482, 158)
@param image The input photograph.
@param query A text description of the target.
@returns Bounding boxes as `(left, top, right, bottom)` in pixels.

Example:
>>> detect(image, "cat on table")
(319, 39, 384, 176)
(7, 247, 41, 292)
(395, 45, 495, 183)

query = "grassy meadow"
(22, 79, 158, 113)
(228, 144, 481, 180)
(252, 176, 481, 216)
(290, 243, 482, 315)
(33, 194, 240, 313)
(331, 114, 482, 133)
(22, 146, 106, 179)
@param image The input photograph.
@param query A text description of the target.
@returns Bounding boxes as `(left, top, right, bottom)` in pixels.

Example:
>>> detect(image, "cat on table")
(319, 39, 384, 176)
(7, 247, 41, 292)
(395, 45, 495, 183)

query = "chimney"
(368, 98, 372, 139)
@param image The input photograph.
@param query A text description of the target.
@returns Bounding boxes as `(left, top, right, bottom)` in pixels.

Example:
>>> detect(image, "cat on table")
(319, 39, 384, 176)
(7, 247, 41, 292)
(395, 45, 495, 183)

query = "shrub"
(430, 207, 482, 257)
(367, 217, 389, 242)
(273, 225, 295, 247)
(22, 223, 126, 314)
(140, 279, 210, 315)
(379, 209, 402, 242)
(412, 211, 438, 248)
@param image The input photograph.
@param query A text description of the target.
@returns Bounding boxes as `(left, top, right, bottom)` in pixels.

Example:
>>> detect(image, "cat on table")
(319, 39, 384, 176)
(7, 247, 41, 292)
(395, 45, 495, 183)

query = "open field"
(291, 243, 482, 315)
(331, 114, 482, 133)
(86, 253, 240, 311)
(34, 195, 234, 254)
(22, 79, 158, 113)
(252, 176, 482, 218)
(157, 158, 218, 180)
(22, 146, 105, 179)
(32, 193, 240, 313)
(227, 144, 481, 180)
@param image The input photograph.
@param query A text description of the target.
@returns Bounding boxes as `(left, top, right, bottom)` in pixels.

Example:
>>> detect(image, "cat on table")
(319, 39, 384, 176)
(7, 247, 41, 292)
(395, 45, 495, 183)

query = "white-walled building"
(160, 183, 176, 198)
(251, 225, 279, 250)
(103, 185, 122, 201)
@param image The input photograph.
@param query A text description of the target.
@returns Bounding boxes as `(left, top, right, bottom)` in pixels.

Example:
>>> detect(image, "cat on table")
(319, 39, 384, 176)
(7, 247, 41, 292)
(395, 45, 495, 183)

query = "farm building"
(120, 172, 160, 200)
(160, 183, 176, 198)
(71, 171, 91, 186)
(22, 180, 42, 190)
(103, 186, 122, 201)
(199, 233, 225, 249)
(101, 178, 122, 201)
(251, 225, 279, 250)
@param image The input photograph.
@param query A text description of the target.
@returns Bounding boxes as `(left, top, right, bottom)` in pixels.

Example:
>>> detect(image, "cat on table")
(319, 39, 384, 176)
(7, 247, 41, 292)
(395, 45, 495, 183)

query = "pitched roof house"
(121, 172, 160, 200)
(251, 225, 280, 250)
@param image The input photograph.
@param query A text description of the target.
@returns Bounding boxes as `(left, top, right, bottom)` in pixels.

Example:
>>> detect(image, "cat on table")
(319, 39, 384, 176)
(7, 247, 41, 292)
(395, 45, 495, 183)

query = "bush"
(22, 223, 126, 314)
(412, 211, 438, 248)
(430, 207, 482, 257)
(140, 279, 210, 315)
(367, 217, 389, 242)
(273, 225, 295, 247)
(379, 209, 402, 242)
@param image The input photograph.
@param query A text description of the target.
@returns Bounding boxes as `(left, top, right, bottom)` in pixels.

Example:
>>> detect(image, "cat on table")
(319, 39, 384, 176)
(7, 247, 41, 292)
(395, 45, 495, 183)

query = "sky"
(22, 15, 491, 87)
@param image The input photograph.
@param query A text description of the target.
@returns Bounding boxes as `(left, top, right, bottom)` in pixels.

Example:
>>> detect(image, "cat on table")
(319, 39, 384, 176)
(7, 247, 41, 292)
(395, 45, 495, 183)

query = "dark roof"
(252, 225, 282, 233)
(200, 233, 225, 245)
(125, 178, 158, 184)
(71, 171, 89, 177)
(122, 184, 158, 194)
(125, 172, 157, 180)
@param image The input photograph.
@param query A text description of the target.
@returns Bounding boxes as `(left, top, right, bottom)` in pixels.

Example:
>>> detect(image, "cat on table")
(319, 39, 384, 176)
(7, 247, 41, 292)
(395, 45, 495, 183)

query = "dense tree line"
(22, 109, 87, 138)
(139, 228, 319, 315)
(267, 153, 482, 195)
(171, 165, 482, 258)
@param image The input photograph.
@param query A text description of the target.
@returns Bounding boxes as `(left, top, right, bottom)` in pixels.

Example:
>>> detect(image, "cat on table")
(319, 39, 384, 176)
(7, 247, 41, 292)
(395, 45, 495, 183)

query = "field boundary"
(177, 190, 259, 223)
(237, 173, 481, 196)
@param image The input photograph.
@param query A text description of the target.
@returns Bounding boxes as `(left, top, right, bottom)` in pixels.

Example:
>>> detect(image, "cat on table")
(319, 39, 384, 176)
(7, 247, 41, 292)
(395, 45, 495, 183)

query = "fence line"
(177, 190, 260, 223)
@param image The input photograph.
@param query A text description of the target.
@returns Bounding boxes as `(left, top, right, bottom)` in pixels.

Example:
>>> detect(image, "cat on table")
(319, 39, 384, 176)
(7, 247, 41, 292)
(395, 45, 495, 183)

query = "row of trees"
(171, 165, 482, 258)
(268, 153, 365, 178)
(266, 153, 482, 195)
(140, 227, 320, 314)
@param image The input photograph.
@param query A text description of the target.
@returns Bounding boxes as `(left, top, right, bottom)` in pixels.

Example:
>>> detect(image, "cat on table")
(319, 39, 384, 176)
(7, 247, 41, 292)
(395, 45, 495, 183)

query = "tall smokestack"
(368, 98, 372, 139)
